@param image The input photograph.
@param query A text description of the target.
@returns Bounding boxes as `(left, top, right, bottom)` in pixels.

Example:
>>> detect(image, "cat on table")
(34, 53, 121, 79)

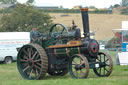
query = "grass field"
(1, 51, 128, 85)
(0, 60, 128, 85)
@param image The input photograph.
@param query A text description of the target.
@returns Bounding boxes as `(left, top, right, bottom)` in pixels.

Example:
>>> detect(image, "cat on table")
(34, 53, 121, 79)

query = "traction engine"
(17, 8, 113, 80)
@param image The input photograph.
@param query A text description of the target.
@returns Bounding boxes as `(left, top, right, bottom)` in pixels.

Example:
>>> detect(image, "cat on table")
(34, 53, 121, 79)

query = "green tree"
(88, 6, 96, 9)
(113, 4, 120, 8)
(0, 4, 53, 32)
(0, 0, 17, 4)
(27, 0, 34, 4)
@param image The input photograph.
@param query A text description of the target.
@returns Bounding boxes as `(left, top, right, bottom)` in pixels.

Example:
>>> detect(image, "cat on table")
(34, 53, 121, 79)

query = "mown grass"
(0, 51, 127, 85)
(0, 62, 128, 85)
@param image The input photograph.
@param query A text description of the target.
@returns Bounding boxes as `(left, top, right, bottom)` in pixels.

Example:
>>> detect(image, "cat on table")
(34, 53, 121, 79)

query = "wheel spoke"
(105, 59, 109, 62)
(80, 60, 84, 65)
(80, 59, 81, 64)
(105, 68, 109, 72)
(20, 59, 28, 62)
(36, 69, 39, 76)
(103, 55, 106, 75)
(23, 55, 29, 59)
(106, 64, 110, 66)
(97, 58, 101, 62)
(36, 63, 41, 66)
(32, 51, 38, 59)
(55, 26, 58, 32)
(30, 47, 33, 53)
(28, 48, 32, 59)
(72, 61, 78, 64)
(31, 48, 34, 55)
(34, 59, 41, 63)
(104, 55, 105, 62)
(30, 47, 34, 57)
(29, 69, 33, 78)
(23, 50, 29, 57)
(23, 66, 30, 72)
(34, 54, 40, 60)
(104, 67, 105, 75)
(100, 55, 101, 62)
(80, 70, 84, 76)
(22, 63, 28, 67)
(99, 67, 101, 75)
(34, 65, 41, 70)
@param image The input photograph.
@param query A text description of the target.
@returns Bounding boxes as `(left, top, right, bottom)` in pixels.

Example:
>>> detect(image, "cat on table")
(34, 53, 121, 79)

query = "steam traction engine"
(17, 8, 113, 80)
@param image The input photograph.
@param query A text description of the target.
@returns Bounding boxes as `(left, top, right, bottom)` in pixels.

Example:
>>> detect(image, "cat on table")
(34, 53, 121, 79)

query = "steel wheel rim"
(17, 45, 43, 80)
(93, 52, 113, 77)
(69, 54, 89, 78)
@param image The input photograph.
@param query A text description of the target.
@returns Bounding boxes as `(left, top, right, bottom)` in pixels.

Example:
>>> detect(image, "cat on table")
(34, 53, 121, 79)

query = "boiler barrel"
(53, 39, 99, 58)
(53, 47, 87, 58)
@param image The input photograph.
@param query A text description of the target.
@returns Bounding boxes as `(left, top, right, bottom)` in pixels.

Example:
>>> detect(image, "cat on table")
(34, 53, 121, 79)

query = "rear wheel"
(4, 56, 12, 64)
(68, 54, 89, 78)
(17, 44, 48, 80)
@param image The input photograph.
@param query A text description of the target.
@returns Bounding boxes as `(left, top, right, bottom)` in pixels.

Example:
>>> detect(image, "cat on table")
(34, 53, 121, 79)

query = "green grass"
(0, 63, 128, 85)
(0, 51, 127, 85)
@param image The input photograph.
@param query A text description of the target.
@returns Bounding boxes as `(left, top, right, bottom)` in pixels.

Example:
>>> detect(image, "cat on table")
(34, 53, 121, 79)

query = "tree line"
(0, 0, 34, 4)
(40, 9, 109, 14)
(0, 3, 53, 32)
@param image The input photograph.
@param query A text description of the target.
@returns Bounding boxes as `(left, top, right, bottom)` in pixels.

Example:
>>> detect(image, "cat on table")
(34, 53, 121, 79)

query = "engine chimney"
(81, 8, 90, 38)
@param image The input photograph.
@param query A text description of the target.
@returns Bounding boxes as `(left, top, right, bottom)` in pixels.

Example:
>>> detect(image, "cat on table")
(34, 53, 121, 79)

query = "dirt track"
(50, 13, 128, 40)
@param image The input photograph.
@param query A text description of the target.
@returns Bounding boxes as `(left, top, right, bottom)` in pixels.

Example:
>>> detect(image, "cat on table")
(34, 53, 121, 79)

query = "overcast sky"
(17, 0, 122, 8)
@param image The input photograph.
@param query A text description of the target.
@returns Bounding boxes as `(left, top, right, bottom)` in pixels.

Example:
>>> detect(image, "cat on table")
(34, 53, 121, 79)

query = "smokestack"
(81, 8, 90, 38)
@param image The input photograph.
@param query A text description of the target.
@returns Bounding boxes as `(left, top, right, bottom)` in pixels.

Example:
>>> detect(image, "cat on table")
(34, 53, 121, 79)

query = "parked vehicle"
(0, 32, 30, 64)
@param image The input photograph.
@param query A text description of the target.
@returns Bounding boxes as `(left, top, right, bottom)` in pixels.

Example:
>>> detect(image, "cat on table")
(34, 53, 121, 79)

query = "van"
(0, 32, 30, 64)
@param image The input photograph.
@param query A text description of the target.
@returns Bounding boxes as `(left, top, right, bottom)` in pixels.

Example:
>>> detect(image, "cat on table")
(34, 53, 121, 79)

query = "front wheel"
(93, 52, 113, 77)
(68, 54, 89, 78)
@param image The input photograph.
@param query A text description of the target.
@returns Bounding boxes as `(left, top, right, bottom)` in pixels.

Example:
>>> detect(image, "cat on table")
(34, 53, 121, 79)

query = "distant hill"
(50, 13, 128, 40)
